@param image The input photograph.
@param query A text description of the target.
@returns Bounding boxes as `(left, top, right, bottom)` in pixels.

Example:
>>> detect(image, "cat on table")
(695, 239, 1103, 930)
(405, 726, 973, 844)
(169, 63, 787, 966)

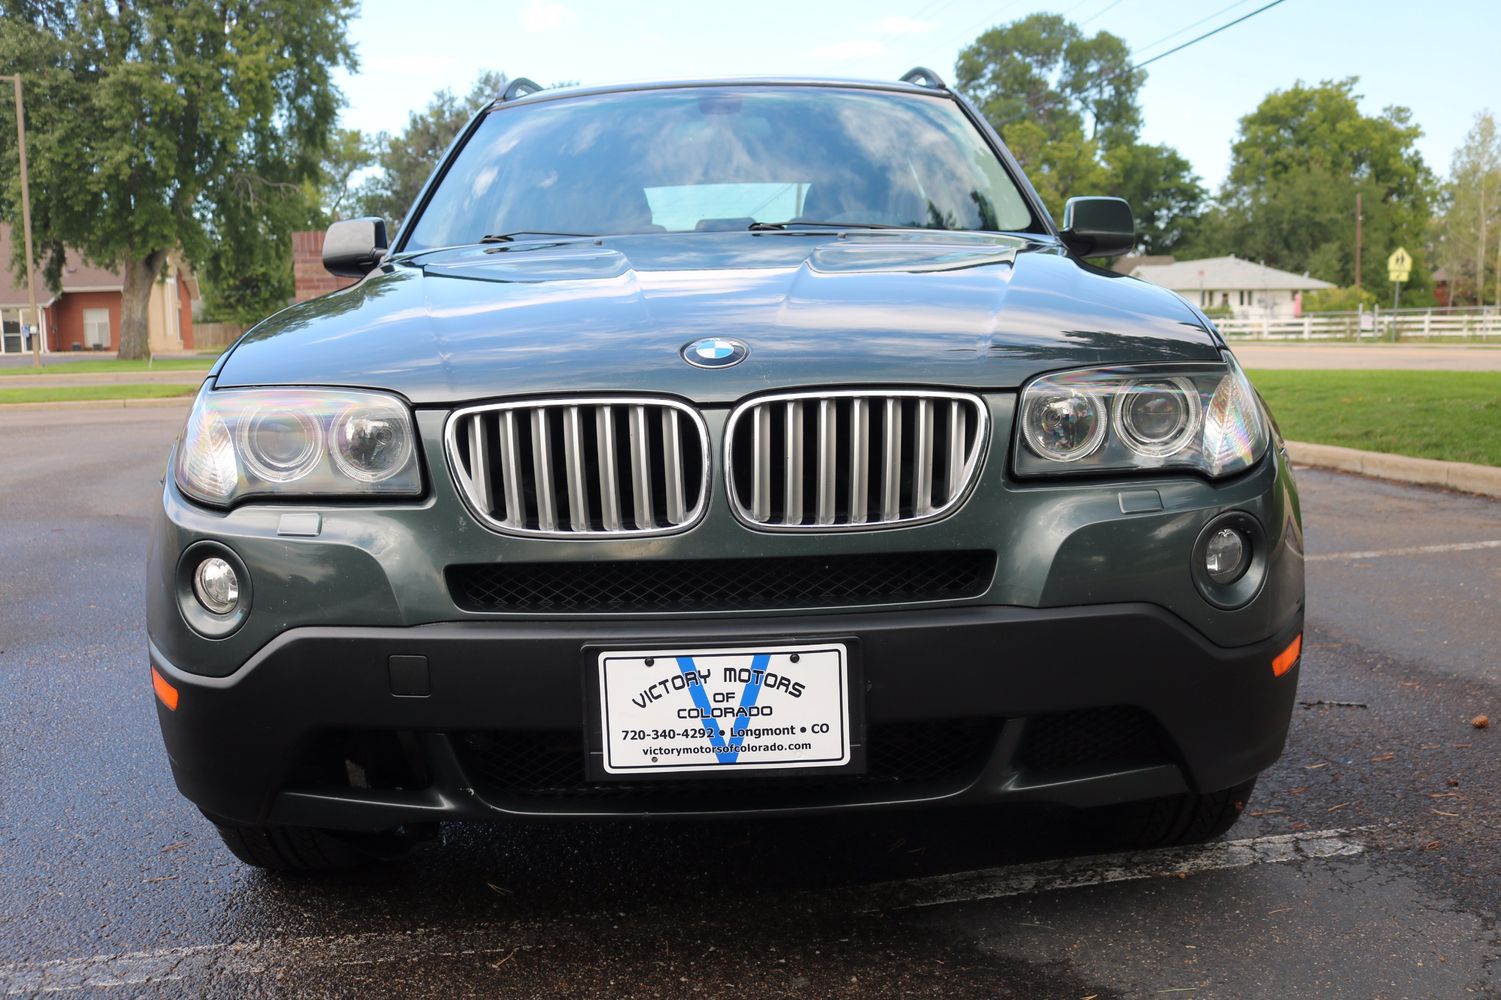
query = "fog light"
(1204, 527, 1249, 584)
(193, 557, 240, 615)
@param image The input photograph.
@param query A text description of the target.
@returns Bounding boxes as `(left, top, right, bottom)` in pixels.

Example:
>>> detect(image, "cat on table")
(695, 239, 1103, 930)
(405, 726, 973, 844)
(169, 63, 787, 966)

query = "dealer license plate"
(596, 643, 851, 775)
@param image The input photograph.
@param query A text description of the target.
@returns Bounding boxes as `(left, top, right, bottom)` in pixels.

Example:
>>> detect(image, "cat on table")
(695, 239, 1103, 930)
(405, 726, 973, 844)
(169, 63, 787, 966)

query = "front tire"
(211, 820, 430, 872)
(1115, 777, 1257, 848)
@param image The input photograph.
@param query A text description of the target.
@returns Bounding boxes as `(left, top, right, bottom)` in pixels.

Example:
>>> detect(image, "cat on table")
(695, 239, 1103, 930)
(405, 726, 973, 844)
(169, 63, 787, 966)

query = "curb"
(0, 396, 194, 413)
(1287, 441, 1501, 499)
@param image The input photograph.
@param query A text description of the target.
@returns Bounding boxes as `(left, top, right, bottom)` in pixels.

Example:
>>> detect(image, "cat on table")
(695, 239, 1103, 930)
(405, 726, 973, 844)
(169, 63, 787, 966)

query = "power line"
(983, 0, 1292, 131)
(910, 0, 1031, 65)
(1079, 0, 1128, 27)
(1129, 0, 1255, 59)
(1131, 0, 1289, 70)
(866, 0, 965, 59)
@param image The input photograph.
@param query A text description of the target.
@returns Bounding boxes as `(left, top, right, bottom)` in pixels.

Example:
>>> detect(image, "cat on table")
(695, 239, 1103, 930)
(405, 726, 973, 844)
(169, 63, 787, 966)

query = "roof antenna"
(899, 67, 946, 89)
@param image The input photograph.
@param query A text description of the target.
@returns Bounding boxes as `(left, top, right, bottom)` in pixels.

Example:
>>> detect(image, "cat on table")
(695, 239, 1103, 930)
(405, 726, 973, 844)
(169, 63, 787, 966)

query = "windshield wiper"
(479, 231, 597, 243)
(748, 221, 905, 232)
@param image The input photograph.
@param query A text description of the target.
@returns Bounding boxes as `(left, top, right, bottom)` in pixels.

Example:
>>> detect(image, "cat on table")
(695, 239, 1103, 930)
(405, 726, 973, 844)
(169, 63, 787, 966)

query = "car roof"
(494, 76, 948, 110)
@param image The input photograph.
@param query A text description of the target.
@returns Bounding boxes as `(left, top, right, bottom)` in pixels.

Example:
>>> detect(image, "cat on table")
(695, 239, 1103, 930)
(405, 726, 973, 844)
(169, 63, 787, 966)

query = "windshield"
(402, 85, 1039, 250)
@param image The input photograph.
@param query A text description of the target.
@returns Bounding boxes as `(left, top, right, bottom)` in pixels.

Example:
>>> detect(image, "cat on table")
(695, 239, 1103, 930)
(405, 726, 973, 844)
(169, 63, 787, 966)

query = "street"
(1, 404, 1497, 999)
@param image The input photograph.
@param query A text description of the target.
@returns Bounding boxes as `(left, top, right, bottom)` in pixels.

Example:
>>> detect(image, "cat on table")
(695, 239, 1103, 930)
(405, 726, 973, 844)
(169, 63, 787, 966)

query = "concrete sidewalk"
(0, 369, 207, 388)
(1233, 342, 1501, 371)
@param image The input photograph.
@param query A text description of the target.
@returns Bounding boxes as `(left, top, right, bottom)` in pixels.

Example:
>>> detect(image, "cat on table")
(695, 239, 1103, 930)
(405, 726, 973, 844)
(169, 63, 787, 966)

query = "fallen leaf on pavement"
(1473, 715, 1490, 729)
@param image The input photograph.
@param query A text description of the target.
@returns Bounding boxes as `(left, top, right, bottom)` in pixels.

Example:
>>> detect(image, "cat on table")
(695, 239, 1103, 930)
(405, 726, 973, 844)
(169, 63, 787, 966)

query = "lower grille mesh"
(455, 721, 994, 801)
(447, 550, 996, 614)
(1012, 706, 1176, 774)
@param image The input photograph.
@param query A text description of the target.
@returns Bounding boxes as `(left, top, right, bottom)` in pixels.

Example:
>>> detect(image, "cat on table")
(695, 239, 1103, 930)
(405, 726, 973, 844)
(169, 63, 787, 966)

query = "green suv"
(147, 71, 1304, 871)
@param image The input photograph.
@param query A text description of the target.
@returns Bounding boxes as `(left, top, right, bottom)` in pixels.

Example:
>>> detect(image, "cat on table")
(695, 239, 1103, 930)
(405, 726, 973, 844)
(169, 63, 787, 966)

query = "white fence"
(1214, 306, 1501, 341)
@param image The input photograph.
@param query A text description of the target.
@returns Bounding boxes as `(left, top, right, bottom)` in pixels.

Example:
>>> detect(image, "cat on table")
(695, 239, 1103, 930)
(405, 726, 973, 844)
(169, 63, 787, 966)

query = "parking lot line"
(839, 826, 1367, 912)
(1306, 540, 1501, 562)
(0, 827, 1367, 995)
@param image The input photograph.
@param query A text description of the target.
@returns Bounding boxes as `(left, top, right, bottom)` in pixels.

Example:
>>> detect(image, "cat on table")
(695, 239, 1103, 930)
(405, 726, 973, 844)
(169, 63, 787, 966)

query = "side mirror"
(1059, 197, 1135, 258)
(322, 217, 389, 278)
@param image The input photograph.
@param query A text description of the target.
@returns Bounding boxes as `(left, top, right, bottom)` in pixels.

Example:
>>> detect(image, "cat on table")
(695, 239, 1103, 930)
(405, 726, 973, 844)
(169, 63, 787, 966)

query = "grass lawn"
(0, 357, 211, 376)
(0, 383, 197, 405)
(1248, 369, 1501, 467)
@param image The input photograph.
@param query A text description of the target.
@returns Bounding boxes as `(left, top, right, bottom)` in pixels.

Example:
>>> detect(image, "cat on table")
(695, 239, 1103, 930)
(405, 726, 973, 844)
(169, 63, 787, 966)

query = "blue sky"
(336, 0, 1499, 189)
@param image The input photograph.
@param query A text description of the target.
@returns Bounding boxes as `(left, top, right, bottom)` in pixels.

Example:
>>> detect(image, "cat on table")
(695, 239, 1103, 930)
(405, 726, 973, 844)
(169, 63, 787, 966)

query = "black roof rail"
(900, 67, 946, 90)
(500, 77, 543, 102)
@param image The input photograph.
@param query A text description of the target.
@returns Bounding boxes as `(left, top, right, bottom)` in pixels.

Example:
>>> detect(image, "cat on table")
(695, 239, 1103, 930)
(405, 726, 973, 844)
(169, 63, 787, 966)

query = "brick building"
(292, 230, 357, 302)
(0, 223, 199, 355)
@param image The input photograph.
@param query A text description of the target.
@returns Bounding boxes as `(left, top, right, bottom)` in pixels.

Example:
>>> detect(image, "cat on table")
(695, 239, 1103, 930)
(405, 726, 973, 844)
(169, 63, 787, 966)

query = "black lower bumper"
(150, 603, 1302, 831)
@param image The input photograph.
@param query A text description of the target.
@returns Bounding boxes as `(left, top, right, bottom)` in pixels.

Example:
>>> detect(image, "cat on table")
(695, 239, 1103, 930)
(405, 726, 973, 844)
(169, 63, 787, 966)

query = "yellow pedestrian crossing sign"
(1387, 247, 1412, 283)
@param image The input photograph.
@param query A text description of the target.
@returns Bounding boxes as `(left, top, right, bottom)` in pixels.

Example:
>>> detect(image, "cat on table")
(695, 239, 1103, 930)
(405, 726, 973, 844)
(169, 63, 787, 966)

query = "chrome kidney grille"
(725, 390, 988, 530)
(447, 398, 710, 536)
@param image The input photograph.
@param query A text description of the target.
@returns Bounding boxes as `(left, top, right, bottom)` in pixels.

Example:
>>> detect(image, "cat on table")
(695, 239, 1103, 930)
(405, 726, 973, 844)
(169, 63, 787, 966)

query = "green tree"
(1000, 120, 1110, 221)
(1192, 78, 1434, 298)
(198, 128, 375, 323)
(322, 128, 377, 222)
(956, 13, 1142, 148)
(955, 14, 1203, 252)
(1434, 111, 1501, 305)
(0, 1, 356, 358)
(357, 71, 508, 230)
(1105, 142, 1204, 254)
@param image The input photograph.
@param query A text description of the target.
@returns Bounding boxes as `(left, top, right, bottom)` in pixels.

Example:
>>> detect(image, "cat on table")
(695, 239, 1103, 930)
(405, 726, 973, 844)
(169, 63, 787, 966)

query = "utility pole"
(1354, 192, 1363, 294)
(1, 72, 41, 368)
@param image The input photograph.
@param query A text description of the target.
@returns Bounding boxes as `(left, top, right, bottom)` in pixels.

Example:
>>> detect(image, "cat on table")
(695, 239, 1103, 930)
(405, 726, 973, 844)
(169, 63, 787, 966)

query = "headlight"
(1014, 356, 1268, 479)
(175, 386, 422, 505)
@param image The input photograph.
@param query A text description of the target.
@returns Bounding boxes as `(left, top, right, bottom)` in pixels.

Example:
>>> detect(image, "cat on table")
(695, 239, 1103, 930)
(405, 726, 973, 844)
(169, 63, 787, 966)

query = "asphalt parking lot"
(1, 404, 1497, 998)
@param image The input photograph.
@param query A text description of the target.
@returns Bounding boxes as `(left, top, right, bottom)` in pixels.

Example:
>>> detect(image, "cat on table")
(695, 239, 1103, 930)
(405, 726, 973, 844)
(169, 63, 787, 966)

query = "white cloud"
(871, 16, 932, 37)
(521, 0, 577, 32)
(807, 38, 889, 61)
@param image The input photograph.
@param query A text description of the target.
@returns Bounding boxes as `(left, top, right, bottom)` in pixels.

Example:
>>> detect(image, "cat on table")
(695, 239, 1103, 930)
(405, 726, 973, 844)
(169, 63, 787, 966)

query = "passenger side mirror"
(1059, 197, 1135, 258)
(322, 217, 389, 278)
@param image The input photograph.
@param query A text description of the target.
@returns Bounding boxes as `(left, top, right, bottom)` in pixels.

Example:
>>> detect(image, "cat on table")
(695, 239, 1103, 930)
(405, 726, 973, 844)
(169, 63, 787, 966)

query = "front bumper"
(148, 392, 1305, 828)
(151, 603, 1302, 829)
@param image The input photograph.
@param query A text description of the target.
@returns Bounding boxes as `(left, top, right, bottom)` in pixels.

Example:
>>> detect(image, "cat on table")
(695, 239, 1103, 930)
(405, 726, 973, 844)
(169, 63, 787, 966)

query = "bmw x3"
(147, 71, 1305, 871)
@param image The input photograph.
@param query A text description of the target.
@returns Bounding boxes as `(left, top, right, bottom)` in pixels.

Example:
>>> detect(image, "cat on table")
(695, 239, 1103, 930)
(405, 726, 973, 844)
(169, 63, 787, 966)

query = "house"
(0, 223, 199, 356)
(1126, 254, 1334, 319)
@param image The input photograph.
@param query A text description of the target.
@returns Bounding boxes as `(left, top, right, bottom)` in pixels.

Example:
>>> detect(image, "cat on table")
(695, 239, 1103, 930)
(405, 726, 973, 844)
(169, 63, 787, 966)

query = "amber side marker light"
(151, 666, 179, 711)
(1272, 634, 1303, 678)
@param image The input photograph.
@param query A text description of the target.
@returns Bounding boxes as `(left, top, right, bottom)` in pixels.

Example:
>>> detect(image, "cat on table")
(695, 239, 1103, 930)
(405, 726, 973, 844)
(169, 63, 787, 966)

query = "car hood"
(216, 231, 1221, 405)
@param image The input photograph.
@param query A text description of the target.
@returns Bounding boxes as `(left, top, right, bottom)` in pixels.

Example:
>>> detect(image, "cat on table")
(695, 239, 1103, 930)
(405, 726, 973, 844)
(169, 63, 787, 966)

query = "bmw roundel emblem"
(682, 337, 749, 369)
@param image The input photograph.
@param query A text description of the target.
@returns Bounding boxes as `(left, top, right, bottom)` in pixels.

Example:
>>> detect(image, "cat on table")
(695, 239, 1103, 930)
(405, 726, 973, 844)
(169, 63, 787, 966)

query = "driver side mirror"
(322, 217, 389, 278)
(1059, 197, 1135, 258)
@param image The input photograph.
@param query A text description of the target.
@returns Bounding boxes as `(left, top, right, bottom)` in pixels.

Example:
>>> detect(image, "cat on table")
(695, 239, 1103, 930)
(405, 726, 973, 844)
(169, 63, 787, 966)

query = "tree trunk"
(118, 250, 167, 360)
